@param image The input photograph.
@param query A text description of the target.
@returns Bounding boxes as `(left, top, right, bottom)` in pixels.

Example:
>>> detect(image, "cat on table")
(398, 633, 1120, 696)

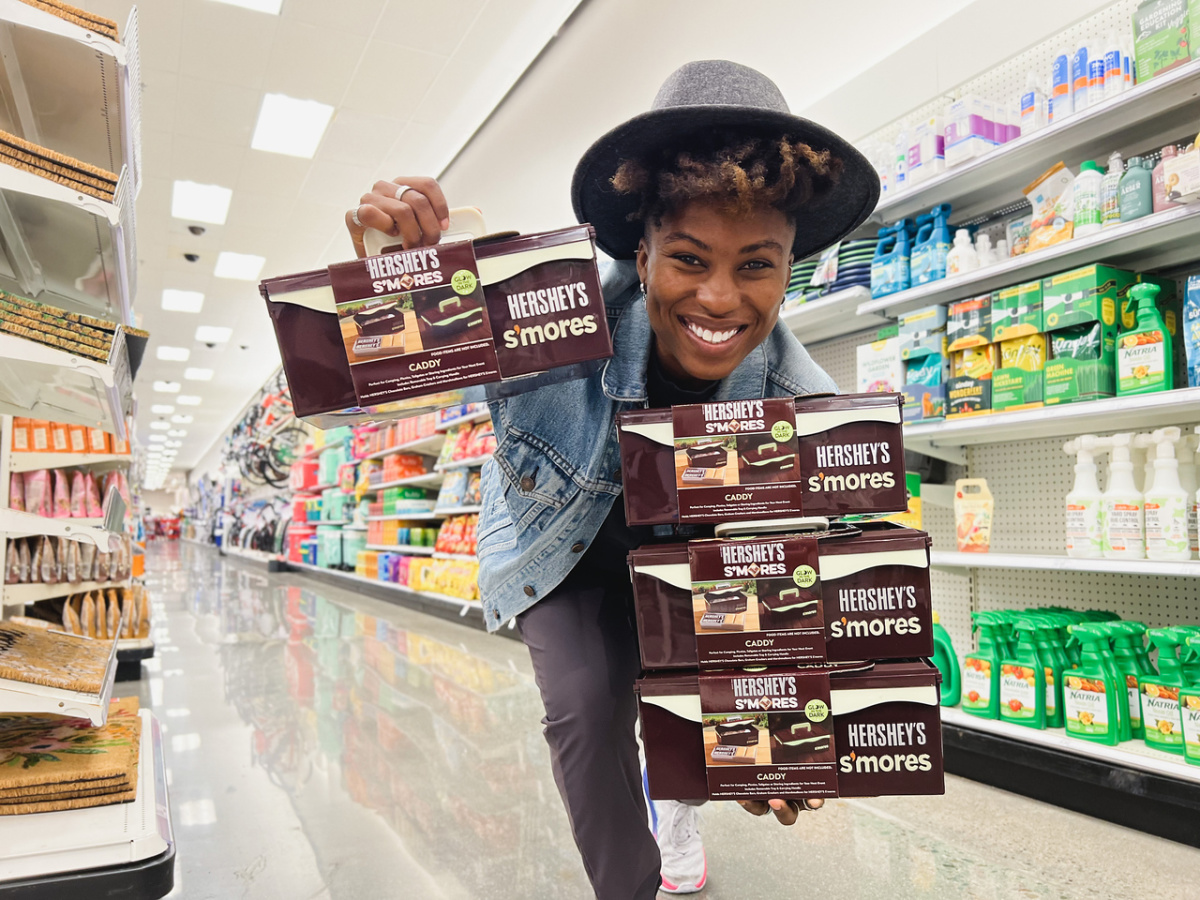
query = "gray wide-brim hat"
(571, 60, 880, 262)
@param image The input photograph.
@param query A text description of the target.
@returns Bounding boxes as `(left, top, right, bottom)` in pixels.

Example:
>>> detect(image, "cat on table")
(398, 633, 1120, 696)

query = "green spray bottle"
(931, 611, 961, 706)
(1107, 621, 1152, 738)
(962, 611, 1011, 718)
(1033, 616, 1067, 728)
(1141, 628, 1188, 754)
(1090, 623, 1133, 741)
(1175, 625, 1200, 683)
(1181, 636, 1200, 766)
(1063, 624, 1123, 746)
(1000, 617, 1053, 729)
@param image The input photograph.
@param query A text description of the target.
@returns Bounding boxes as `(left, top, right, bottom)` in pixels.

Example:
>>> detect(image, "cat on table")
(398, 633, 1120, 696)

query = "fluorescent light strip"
(156, 346, 190, 362)
(151, 405, 175, 415)
(195, 326, 233, 343)
(153, 381, 181, 394)
(213, 252, 265, 281)
(162, 290, 205, 313)
(150, 422, 170, 431)
(177, 396, 202, 406)
(184, 368, 214, 382)
(251, 94, 334, 159)
(210, 0, 282, 13)
(171, 181, 233, 226)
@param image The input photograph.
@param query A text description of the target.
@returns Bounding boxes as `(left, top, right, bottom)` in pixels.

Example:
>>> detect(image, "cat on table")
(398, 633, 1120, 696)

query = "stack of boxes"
(877, 264, 1185, 423)
(615, 393, 946, 803)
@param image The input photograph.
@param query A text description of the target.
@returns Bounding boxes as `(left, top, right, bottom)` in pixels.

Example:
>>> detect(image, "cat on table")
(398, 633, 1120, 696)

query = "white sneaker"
(654, 799, 707, 894)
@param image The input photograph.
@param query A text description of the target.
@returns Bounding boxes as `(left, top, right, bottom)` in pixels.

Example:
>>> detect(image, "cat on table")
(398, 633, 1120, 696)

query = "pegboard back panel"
(805, 327, 889, 393)
(861, 0, 1142, 150)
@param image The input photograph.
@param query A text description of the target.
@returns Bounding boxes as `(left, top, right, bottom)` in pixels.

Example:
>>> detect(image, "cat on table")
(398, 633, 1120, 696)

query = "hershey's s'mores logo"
(730, 673, 799, 711)
(702, 400, 765, 435)
(501, 281, 597, 349)
(366, 247, 443, 293)
(829, 585, 922, 640)
(718, 541, 786, 578)
(839, 720, 933, 774)
(808, 440, 896, 493)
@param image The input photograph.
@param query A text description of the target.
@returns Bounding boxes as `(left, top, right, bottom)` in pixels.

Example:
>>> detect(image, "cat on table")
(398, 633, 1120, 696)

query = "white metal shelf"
(435, 409, 490, 432)
(0, 506, 119, 548)
(857, 202, 1200, 321)
(874, 60, 1200, 224)
(362, 471, 443, 491)
(433, 504, 481, 516)
(3, 577, 131, 607)
(941, 706, 1200, 786)
(365, 511, 442, 522)
(0, 329, 131, 438)
(434, 453, 493, 472)
(287, 559, 480, 615)
(905, 387, 1200, 459)
(0, 710, 173, 882)
(7, 451, 131, 474)
(780, 287, 887, 345)
(434, 551, 477, 562)
(0, 630, 117, 725)
(365, 543, 435, 555)
(362, 433, 444, 460)
(931, 550, 1200, 577)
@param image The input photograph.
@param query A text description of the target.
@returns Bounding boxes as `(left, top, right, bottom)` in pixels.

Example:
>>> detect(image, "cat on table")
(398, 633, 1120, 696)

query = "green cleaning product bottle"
(931, 611, 961, 706)
(1090, 623, 1133, 741)
(1108, 621, 1152, 738)
(1063, 624, 1123, 745)
(1141, 628, 1189, 754)
(1176, 626, 1200, 683)
(1181, 636, 1200, 767)
(1000, 617, 1052, 729)
(1118, 283, 1173, 396)
(962, 612, 1011, 719)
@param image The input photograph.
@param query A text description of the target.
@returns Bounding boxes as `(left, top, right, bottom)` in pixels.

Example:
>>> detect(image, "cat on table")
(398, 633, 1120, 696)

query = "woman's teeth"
(686, 321, 740, 345)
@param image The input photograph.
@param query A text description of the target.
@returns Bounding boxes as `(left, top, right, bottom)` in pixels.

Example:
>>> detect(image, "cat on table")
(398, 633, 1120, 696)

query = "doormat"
(0, 620, 113, 694)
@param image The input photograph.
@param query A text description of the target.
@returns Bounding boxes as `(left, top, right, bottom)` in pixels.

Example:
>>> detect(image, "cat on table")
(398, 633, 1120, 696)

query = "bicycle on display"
(222, 372, 310, 489)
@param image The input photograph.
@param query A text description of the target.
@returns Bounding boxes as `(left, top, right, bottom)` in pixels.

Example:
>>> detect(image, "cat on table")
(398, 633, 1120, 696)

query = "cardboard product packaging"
(991, 281, 1043, 342)
(947, 345, 996, 417)
(616, 394, 907, 527)
(627, 523, 933, 671)
(993, 333, 1046, 411)
(856, 335, 903, 393)
(1163, 143, 1200, 203)
(261, 226, 611, 427)
(1042, 264, 1134, 404)
(946, 294, 993, 352)
(1133, 0, 1191, 81)
(636, 660, 945, 802)
(901, 353, 948, 423)
(898, 305, 948, 361)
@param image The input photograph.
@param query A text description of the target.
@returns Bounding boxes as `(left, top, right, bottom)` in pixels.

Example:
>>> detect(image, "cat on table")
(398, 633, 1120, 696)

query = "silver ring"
(351, 205, 364, 228)
(393, 183, 413, 201)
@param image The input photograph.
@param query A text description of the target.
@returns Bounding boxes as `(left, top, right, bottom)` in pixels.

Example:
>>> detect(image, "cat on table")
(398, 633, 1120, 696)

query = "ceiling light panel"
(165, 441, 183, 448)
(171, 415, 194, 424)
(151, 405, 175, 415)
(162, 290, 205, 313)
(153, 381, 181, 394)
(177, 396, 202, 406)
(156, 346, 191, 362)
(149, 435, 167, 443)
(184, 368, 214, 381)
(251, 93, 334, 159)
(195, 325, 233, 344)
(150, 422, 170, 431)
(171, 181, 233, 225)
(210, 0, 282, 13)
(213, 252, 265, 281)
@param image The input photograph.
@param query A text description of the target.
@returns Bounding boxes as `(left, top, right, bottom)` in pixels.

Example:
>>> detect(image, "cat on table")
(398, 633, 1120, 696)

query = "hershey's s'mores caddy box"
(261, 225, 611, 427)
(616, 393, 907, 525)
(636, 660, 944, 801)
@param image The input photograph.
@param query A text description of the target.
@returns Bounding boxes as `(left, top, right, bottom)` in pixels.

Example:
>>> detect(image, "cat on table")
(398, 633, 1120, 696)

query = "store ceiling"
(79, 0, 580, 474)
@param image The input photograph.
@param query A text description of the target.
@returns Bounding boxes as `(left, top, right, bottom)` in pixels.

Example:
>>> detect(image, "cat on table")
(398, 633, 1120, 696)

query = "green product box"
(901, 383, 946, 422)
(946, 375, 991, 418)
(946, 294, 992, 352)
(1193, 0, 1200, 59)
(991, 281, 1043, 342)
(992, 367, 1044, 411)
(1041, 265, 1131, 405)
(1123, 274, 1185, 386)
(898, 304, 948, 360)
(1133, 0, 1191, 80)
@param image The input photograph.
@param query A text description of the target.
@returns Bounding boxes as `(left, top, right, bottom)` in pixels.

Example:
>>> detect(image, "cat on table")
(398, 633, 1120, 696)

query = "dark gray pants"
(518, 574, 662, 900)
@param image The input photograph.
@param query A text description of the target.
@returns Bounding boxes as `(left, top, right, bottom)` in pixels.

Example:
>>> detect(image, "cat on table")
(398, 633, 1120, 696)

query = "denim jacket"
(476, 258, 837, 632)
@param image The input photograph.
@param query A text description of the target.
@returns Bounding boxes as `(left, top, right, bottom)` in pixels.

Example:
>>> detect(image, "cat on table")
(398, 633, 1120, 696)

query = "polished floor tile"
(140, 543, 1200, 900)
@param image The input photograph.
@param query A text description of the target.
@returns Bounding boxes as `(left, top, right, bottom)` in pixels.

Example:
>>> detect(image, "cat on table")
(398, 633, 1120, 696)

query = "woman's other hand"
(345, 176, 450, 259)
(737, 797, 824, 825)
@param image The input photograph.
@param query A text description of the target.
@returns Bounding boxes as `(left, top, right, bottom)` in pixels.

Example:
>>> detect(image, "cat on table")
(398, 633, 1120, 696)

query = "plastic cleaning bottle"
(1033, 616, 1066, 728)
(946, 228, 979, 277)
(1153, 145, 1184, 213)
(1091, 623, 1134, 741)
(1118, 283, 1173, 396)
(1088, 38, 1108, 106)
(1101, 152, 1124, 227)
(1102, 433, 1145, 559)
(1176, 626, 1200, 684)
(1103, 33, 1126, 97)
(870, 221, 914, 298)
(1000, 617, 1053, 729)
(1064, 435, 1105, 558)
(1019, 72, 1048, 134)
(962, 611, 1013, 719)
(1071, 44, 1092, 112)
(1073, 160, 1104, 236)
(1182, 635, 1200, 766)
(1119, 157, 1153, 222)
(1050, 46, 1074, 122)
(1109, 622, 1151, 738)
(975, 233, 997, 267)
(1141, 628, 1189, 754)
(910, 204, 952, 286)
(1064, 624, 1124, 745)
(931, 611, 961, 706)
(1144, 427, 1191, 560)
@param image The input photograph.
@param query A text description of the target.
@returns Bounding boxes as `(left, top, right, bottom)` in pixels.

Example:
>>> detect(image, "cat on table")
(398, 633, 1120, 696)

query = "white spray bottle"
(1064, 435, 1105, 558)
(1102, 433, 1145, 559)
(1144, 427, 1191, 561)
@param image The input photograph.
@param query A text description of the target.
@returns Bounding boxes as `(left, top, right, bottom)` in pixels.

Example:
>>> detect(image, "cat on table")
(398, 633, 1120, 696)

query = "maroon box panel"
(834, 701, 945, 797)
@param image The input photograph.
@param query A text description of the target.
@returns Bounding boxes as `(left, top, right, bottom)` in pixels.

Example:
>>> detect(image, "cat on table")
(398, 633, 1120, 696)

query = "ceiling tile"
(318, 111, 405, 166)
(172, 76, 263, 145)
(263, 21, 369, 106)
(282, 0, 384, 36)
(178, 2, 277, 90)
(374, 0, 489, 57)
(297, 160, 376, 209)
(139, 70, 180, 135)
(171, 138, 247, 187)
(234, 151, 313, 198)
(341, 40, 446, 117)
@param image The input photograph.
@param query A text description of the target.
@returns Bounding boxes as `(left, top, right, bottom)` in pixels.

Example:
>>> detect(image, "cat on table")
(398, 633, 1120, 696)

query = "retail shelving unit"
(801, 0, 1200, 846)
(778, 286, 886, 346)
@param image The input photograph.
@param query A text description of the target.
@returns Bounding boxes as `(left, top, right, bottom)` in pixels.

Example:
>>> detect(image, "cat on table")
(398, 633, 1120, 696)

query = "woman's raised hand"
(345, 176, 450, 259)
(738, 797, 824, 825)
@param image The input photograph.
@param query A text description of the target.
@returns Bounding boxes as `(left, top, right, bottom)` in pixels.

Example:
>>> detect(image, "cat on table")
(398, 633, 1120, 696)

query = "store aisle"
(142, 543, 1200, 900)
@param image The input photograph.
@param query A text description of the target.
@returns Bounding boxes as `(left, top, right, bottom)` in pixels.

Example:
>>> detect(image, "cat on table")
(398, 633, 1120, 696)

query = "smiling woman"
(343, 59, 877, 900)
